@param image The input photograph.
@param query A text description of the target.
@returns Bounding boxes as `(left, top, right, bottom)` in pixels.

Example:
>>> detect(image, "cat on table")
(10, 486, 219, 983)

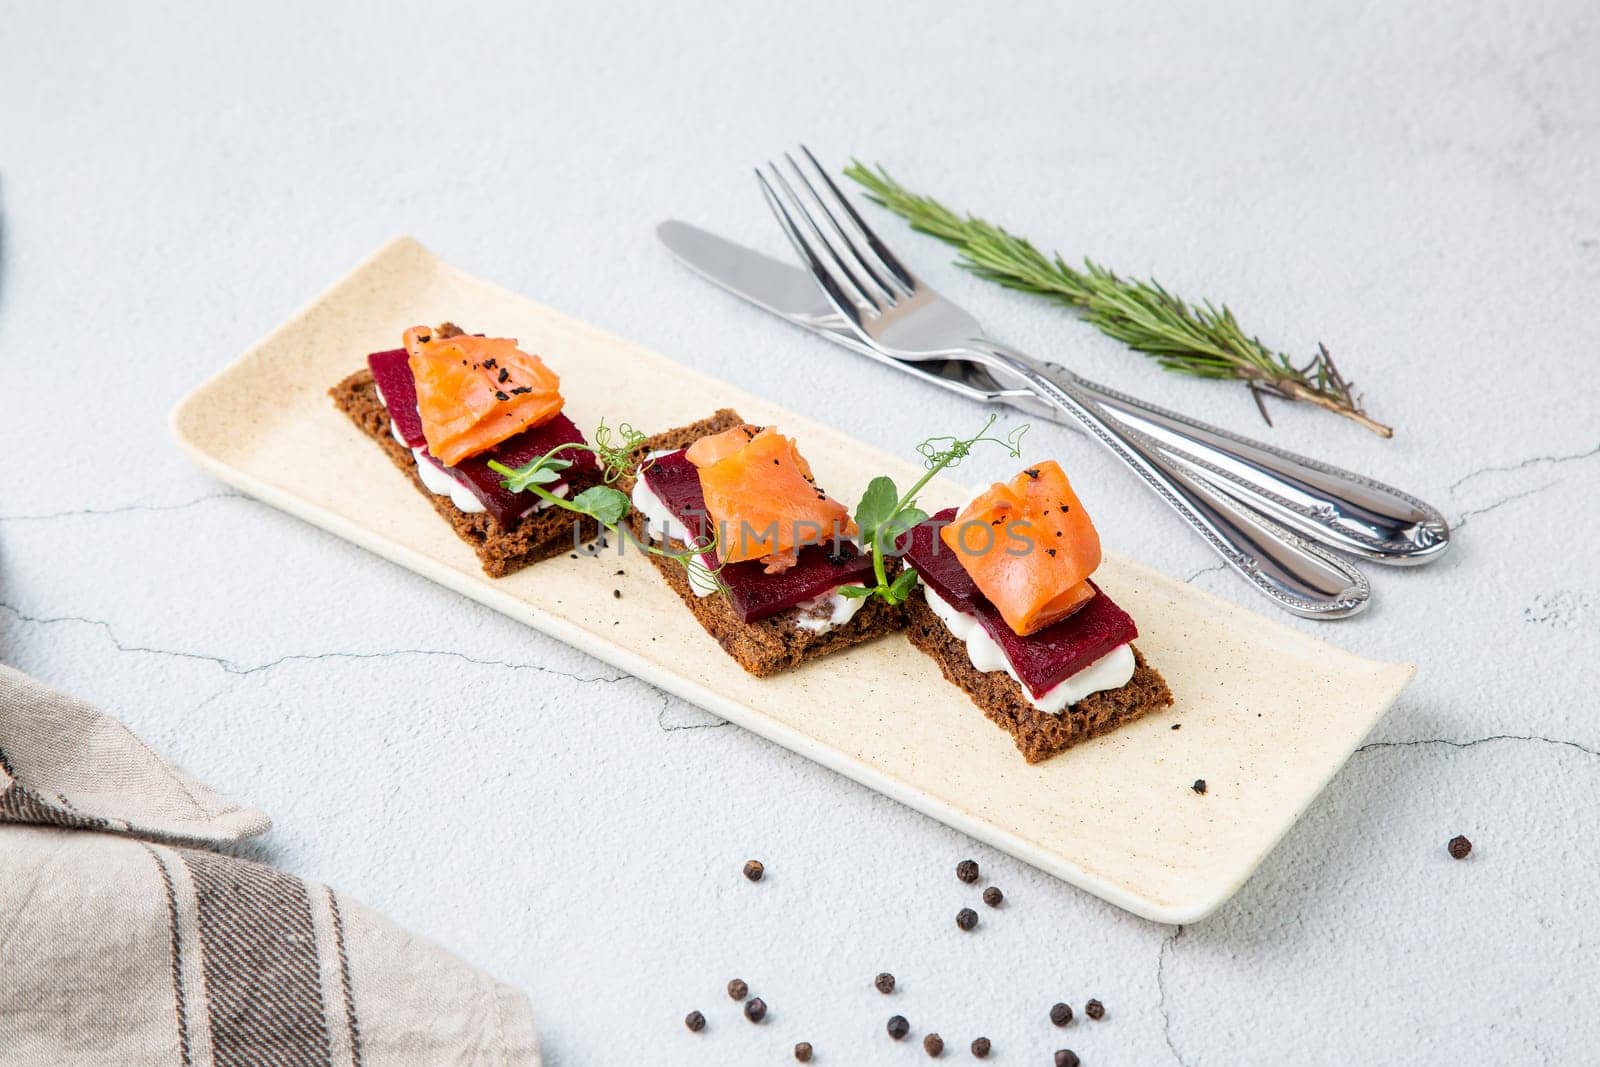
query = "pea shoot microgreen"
(488, 421, 728, 593)
(842, 413, 1029, 605)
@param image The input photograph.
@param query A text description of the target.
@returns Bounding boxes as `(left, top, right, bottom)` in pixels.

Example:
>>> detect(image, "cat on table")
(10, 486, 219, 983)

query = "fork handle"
(974, 343, 1372, 619)
(1055, 373, 1451, 566)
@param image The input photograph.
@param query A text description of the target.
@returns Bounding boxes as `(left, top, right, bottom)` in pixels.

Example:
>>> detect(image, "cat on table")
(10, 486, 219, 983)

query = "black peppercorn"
(970, 1036, 991, 1058)
(923, 1032, 944, 1057)
(743, 859, 764, 882)
(744, 997, 767, 1023)
(982, 886, 1003, 908)
(1085, 999, 1105, 1020)
(956, 907, 978, 931)
(887, 1015, 909, 1040)
(1050, 1001, 1073, 1026)
(1448, 835, 1472, 859)
(1055, 1051, 1080, 1067)
(1192, 779, 1207, 795)
(875, 972, 895, 994)
(794, 1041, 813, 1062)
(727, 978, 747, 1001)
(684, 1010, 705, 1032)
(956, 859, 980, 883)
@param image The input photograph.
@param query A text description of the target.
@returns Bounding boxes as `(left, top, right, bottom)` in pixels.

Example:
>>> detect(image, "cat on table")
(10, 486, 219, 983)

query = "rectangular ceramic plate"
(171, 237, 1413, 923)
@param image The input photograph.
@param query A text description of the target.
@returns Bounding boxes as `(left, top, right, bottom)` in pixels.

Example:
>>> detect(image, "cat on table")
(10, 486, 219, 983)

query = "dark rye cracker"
(617, 409, 905, 677)
(330, 368, 600, 577)
(905, 589, 1172, 762)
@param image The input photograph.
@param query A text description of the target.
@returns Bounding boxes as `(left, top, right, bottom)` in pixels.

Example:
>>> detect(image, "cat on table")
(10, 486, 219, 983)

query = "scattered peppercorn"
(1085, 999, 1105, 1020)
(923, 1032, 944, 1057)
(1055, 1051, 1080, 1067)
(1050, 1001, 1073, 1026)
(727, 978, 748, 1001)
(794, 1041, 813, 1062)
(1449, 835, 1473, 859)
(956, 907, 978, 931)
(1171, 723, 1181, 730)
(612, 589, 621, 599)
(956, 859, 979, 883)
(1192, 779, 1207, 795)
(970, 1036, 991, 1058)
(684, 1010, 705, 1032)
(887, 1015, 909, 1040)
(744, 997, 767, 1023)
(875, 972, 896, 994)
(743, 859, 764, 882)
(982, 886, 1003, 908)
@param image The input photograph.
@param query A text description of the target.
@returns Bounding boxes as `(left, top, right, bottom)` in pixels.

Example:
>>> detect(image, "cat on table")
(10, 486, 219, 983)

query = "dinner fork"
(757, 149, 1376, 619)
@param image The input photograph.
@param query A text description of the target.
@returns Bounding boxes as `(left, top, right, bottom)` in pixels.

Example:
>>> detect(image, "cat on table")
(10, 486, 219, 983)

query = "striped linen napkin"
(0, 664, 540, 1066)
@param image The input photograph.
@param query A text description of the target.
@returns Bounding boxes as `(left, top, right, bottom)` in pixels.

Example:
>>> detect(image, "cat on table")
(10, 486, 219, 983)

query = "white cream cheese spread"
(921, 583, 1134, 714)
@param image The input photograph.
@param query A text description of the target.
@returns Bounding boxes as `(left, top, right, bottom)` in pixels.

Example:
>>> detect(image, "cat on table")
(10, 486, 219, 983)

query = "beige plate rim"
(170, 236, 1414, 924)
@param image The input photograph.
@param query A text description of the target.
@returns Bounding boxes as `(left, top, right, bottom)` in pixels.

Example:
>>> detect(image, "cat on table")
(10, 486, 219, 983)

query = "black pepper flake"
(743, 859, 764, 882)
(1024, 468, 1040, 479)
(510, 386, 531, 394)
(1059, 504, 1070, 512)
(727, 978, 748, 1001)
(418, 334, 431, 343)
(497, 368, 509, 383)
(1085, 999, 1105, 1020)
(1055, 1051, 1080, 1067)
(684, 1009, 705, 1032)
(1192, 779, 1207, 795)
(773, 458, 780, 465)
(744, 997, 767, 1023)
(1050, 1002, 1073, 1026)
(482, 357, 497, 369)
(1171, 723, 1181, 730)
(982, 886, 1003, 908)
(875, 972, 896, 994)
(956, 907, 978, 931)
(612, 589, 621, 599)
(1047, 548, 1057, 557)
(970, 1037, 991, 1058)
(794, 1042, 813, 1062)
(1448, 835, 1473, 859)
(887, 1015, 909, 1040)
(956, 859, 980, 883)
(495, 391, 510, 401)
(923, 1032, 944, 1057)
(615, 569, 625, 576)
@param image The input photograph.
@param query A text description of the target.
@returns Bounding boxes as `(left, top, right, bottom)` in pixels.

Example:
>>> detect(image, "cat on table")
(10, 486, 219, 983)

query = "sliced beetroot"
(903, 509, 1138, 698)
(367, 348, 595, 527)
(642, 450, 874, 623)
(368, 348, 427, 447)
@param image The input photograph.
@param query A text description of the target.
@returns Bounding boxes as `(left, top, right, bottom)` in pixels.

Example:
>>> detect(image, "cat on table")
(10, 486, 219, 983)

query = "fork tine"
(766, 162, 885, 316)
(799, 144, 916, 292)
(782, 151, 899, 306)
(754, 167, 875, 327)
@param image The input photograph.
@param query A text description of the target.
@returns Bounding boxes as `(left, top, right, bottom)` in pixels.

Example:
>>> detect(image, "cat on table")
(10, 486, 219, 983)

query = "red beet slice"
(368, 348, 427, 447)
(642, 450, 875, 623)
(903, 509, 1138, 698)
(366, 348, 595, 527)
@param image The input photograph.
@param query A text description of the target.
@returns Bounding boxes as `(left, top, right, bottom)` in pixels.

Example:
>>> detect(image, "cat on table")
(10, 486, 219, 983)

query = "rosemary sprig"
(489, 428, 727, 593)
(844, 162, 1392, 438)
(844, 413, 1029, 604)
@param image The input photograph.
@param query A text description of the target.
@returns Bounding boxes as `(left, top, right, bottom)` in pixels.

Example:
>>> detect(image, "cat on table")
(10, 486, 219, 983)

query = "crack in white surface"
(1356, 733, 1600, 760)
(1156, 924, 1193, 1067)
(0, 491, 245, 522)
(0, 601, 629, 685)
(1447, 441, 1600, 494)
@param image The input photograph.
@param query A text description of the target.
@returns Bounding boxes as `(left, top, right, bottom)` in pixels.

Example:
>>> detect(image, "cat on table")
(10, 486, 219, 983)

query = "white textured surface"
(1, 2, 1596, 1064)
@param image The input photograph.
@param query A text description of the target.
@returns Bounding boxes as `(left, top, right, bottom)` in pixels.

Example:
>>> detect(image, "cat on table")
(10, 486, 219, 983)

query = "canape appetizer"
(331, 323, 603, 576)
(618, 410, 904, 676)
(901, 461, 1172, 762)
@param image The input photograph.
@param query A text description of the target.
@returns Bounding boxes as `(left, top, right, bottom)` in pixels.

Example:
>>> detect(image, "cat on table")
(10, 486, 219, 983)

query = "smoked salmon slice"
(686, 425, 857, 572)
(940, 460, 1102, 636)
(404, 324, 564, 466)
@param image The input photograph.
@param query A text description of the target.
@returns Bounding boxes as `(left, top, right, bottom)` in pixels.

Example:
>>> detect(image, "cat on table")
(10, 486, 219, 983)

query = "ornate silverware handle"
(976, 342, 1372, 619)
(1050, 372, 1451, 566)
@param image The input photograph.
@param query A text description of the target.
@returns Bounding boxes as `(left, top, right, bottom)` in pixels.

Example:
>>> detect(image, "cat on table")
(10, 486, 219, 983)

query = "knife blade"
(656, 220, 1049, 413)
